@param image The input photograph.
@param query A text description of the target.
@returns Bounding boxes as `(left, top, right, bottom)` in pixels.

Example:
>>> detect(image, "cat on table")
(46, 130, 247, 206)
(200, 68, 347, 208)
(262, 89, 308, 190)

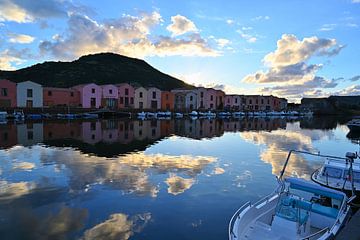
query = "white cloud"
(166, 14, 198, 36)
(0, 49, 25, 70)
(226, 19, 234, 25)
(319, 23, 336, 31)
(0, 0, 68, 23)
(8, 33, 35, 43)
(215, 38, 231, 48)
(39, 12, 220, 59)
(242, 34, 344, 102)
(252, 15, 270, 21)
(237, 30, 257, 43)
(334, 85, 360, 95)
(349, 75, 360, 82)
(352, 0, 360, 3)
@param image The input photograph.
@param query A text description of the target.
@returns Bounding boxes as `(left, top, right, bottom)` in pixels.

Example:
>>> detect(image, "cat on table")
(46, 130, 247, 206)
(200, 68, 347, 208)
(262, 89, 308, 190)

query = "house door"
(90, 98, 96, 108)
(26, 100, 33, 108)
(151, 100, 157, 109)
(139, 102, 143, 109)
(124, 97, 129, 107)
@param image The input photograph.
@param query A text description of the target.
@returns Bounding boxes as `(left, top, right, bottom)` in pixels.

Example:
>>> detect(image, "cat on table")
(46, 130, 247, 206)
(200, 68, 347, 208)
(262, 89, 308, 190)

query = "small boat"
(199, 111, 216, 118)
(156, 111, 172, 118)
(146, 112, 156, 118)
(347, 119, 360, 132)
(82, 113, 98, 119)
(311, 152, 360, 197)
(0, 111, 8, 120)
(26, 114, 42, 119)
(189, 111, 198, 116)
(229, 150, 354, 240)
(175, 113, 184, 118)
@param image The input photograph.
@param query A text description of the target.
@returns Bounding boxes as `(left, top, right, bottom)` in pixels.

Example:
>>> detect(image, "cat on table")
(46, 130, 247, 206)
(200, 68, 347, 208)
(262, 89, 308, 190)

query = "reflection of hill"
(1, 118, 292, 156)
(43, 138, 162, 158)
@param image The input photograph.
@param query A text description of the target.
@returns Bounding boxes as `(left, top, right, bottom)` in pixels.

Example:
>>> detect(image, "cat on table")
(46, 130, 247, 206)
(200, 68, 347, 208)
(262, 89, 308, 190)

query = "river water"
(0, 117, 358, 240)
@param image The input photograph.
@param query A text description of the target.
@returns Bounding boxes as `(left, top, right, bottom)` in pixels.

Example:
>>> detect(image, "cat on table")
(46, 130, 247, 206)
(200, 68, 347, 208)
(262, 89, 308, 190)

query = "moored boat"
(229, 150, 354, 240)
(347, 119, 360, 132)
(311, 152, 360, 197)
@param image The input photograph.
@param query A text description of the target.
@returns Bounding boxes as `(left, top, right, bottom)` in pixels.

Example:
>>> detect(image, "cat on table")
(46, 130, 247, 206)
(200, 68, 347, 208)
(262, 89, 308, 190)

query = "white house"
(17, 81, 43, 107)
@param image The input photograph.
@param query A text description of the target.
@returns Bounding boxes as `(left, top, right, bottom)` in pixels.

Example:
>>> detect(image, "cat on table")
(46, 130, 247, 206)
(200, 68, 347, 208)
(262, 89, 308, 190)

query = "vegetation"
(0, 52, 194, 90)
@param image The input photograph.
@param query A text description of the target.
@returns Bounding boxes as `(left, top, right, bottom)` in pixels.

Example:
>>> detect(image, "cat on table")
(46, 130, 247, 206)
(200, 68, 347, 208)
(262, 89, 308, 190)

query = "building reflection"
(1, 118, 287, 153)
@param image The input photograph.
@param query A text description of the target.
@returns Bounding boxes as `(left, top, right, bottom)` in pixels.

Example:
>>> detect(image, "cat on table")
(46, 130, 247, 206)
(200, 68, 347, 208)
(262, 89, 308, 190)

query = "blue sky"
(0, 0, 359, 102)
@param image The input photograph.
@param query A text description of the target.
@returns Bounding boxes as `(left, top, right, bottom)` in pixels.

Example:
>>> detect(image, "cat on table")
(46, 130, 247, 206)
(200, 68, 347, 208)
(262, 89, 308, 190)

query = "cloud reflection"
(81, 212, 151, 240)
(240, 123, 328, 178)
(165, 174, 195, 195)
(0, 180, 36, 202)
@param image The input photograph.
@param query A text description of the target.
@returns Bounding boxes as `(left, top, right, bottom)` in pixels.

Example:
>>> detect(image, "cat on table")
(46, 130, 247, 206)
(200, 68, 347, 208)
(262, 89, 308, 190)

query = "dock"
(337, 210, 360, 240)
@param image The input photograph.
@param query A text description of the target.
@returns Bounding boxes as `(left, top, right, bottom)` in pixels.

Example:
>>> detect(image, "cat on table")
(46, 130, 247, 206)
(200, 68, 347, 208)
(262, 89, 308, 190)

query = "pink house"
(73, 83, 102, 108)
(101, 84, 118, 109)
(0, 79, 17, 107)
(215, 90, 225, 109)
(207, 88, 217, 110)
(117, 83, 134, 109)
(196, 87, 208, 109)
(224, 95, 241, 111)
(147, 87, 161, 109)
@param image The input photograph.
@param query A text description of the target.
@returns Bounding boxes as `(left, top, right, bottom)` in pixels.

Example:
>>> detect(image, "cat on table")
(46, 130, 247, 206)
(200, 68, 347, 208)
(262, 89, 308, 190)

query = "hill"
(0, 52, 193, 90)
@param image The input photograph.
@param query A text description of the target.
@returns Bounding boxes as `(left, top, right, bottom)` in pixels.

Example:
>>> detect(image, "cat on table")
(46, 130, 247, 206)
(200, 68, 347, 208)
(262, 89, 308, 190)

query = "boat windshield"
(323, 167, 342, 179)
(343, 170, 360, 183)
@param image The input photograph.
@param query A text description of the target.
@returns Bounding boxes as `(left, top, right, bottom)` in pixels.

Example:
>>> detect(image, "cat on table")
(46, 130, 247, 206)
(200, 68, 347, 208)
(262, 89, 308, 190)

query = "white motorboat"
(189, 111, 198, 116)
(347, 119, 360, 132)
(229, 150, 354, 240)
(311, 152, 360, 196)
(175, 113, 184, 118)
(0, 111, 7, 119)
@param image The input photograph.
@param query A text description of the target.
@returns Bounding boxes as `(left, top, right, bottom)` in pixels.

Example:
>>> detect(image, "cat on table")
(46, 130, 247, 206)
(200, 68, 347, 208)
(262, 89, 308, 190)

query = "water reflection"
(0, 117, 356, 240)
(82, 212, 151, 240)
(240, 122, 336, 178)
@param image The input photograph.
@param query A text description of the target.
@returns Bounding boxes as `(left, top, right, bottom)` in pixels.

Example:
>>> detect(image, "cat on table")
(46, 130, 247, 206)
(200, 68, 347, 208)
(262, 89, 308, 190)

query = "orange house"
(43, 87, 80, 107)
(161, 91, 174, 111)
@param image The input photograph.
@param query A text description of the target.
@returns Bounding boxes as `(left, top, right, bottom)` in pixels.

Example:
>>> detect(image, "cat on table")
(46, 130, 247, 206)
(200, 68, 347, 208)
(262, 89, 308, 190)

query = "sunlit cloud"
(0, 49, 25, 70)
(165, 174, 195, 195)
(236, 29, 257, 43)
(166, 14, 198, 36)
(319, 23, 337, 31)
(12, 161, 35, 171)
(39, 11, 220, 60)
(252, 15, 270, 21)
(8, 33, 35, 43)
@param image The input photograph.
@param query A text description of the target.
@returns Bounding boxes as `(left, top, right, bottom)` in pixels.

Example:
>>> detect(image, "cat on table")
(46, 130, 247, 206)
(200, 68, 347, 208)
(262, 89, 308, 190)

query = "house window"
(249, 99, 252, 104)
(27, 89, 33, 97)
(48, 91, 52, 96)
(235, 98, 238, 104)
(267, 99, 270, 104)
(125, 88, 129, 95)
(1, 88, 8, 96)
(92, 88, 95, 93)
(190, 95, 193, 101)
(256, 99, 258, 104)
(261, 99, 264, 104)
(139, 92, 143, 98)
(152, 91, 156, 98)
(201, 92, 204, 98)
(120, 97, 124, 104)
(109, 89, 113, 94)
(166, 94, 169, 100)
(70, 92, 74, 97)
(210, 95, 213, 101)
(130, 97, 134, 104)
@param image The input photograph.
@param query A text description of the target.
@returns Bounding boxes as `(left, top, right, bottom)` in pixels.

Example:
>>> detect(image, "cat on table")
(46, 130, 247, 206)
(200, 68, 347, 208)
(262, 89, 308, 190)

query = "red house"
(0, 79, 17, 107)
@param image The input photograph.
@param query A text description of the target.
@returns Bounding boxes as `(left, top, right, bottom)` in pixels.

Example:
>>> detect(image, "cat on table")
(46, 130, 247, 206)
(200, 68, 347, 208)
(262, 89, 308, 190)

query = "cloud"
(0, 0, 67, 23)
(333, 84, 360, 96)
(213, 167, 225, 175)
(349, 75, 360, 82)
(0, 180, 36, 201)
(167, 14, 198, 36)
(237, 29, 257, 43)
(226, 19, 234, 25)
(12, 161, 35, 171)
(0, 49, 25, 70)
(352, 0, 360, 3)
(319, 23, 336, 31)
(242, 34, 344, 102)
(8, 33, 35, 43)
(39, 12, 219, 60)
(252, 15, 270, 21)
(165, 174, 195, 195)
(215, 38, 231, 48)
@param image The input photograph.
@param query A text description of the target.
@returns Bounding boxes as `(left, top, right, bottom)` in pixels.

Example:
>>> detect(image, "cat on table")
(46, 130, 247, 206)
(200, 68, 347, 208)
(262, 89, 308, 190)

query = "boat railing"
(280, 150, 347, 180)
(228, 201, 251, 240)
(300, 227, 329, 240)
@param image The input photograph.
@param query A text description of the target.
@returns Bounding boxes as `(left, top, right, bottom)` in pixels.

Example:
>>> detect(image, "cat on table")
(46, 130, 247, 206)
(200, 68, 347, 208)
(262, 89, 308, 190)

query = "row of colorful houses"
(0, 79, 287, 111)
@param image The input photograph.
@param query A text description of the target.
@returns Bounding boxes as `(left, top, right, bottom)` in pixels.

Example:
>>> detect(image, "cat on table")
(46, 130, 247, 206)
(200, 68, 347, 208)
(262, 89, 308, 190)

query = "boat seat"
(276, 196, 310, 225)
(311, 203, 339, 219)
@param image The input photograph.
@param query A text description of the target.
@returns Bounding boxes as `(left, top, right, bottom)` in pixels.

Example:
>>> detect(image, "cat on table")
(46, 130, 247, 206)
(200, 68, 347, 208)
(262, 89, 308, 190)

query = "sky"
(0, 0, 359, 102)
